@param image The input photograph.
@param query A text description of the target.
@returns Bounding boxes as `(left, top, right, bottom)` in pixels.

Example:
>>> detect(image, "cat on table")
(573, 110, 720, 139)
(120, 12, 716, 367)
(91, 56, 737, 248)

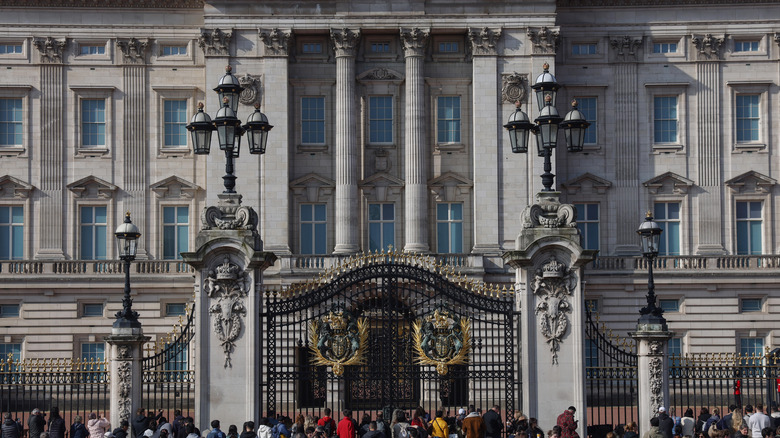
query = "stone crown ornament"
(216, 258, 240, 280)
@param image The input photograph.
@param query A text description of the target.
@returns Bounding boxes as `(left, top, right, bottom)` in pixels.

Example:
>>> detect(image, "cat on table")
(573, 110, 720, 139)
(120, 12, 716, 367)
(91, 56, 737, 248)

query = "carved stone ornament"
(33, 37, 67, 64)
(649, 340, 663, 355)
(204, 257, 251, 368)
(309, 305, 368, 376)
(199, 28, 231, 56)
(117, 345, 131, 359)
(238, 74, 261, 106)
(362, 68, 402, 81)
(331, 28, 361, 57)
(400, 28, 430, 57)
(117, 361, 132, 423)
(775, 33, 780, 48)
(117, 38, 150, 64)
(649, 356, 664, 414)
(412, 308, 471, 376)
(610, 36, 642, 60)
(691, 33, 725, 59)
(527, 27, 559, 54)
(531, 256, 578, 365)
(468, 27, 502, 56)
(259, 28, 292, 57)
(501, 72, 528, 104)
(520, 192, 577, 229)
(201, 193, 258, 231)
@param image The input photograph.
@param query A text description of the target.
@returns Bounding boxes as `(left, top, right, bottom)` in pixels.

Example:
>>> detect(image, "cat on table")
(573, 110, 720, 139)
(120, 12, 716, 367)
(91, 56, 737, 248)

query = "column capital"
(117, 38, 151, 65)
(199, 28, 232, 56)
(33, 37, 68, 64)
(260, 28, 293, 57)
(468, 27, 502, 56)
(400, 27, 430, 57)
(330, 28, 361, 57)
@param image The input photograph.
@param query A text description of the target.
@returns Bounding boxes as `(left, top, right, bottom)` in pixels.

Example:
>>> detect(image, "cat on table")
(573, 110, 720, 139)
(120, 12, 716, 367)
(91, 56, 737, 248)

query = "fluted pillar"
(613, 63, 640, 255)
(331, 28, 361, 254)
(401, 28, 430, 253)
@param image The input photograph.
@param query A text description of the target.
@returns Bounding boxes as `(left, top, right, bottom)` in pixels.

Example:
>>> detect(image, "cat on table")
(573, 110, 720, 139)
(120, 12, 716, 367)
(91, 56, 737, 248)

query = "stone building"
(0, 0, 779, 365)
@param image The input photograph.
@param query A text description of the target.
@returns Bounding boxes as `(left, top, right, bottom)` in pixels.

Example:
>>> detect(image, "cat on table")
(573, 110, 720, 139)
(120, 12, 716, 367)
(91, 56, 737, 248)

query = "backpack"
(399, 425, 410, 438)
(272, 425, 285, 438)
(322, 422, 333, 438)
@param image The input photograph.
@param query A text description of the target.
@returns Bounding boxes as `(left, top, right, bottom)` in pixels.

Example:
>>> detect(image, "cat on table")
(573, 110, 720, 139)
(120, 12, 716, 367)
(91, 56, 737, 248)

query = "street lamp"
(186, 65, 273, 194)
(114, 212, 141, 329)
(504, 63, 590, 191)
(636, 212, 667, 331)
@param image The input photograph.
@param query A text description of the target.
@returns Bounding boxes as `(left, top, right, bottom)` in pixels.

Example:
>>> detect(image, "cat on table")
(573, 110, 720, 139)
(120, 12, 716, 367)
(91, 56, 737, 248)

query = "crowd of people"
(642, 403, 780, 438)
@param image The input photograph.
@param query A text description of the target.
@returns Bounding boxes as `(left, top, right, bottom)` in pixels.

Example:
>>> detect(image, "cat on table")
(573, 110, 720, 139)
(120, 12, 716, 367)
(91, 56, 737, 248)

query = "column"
(106, 328, 149, 430)
(331, 28, 361, 254)
(401, 28, 430, 253)
(613, 63, 641, 255)
(469, 27, 502, 254)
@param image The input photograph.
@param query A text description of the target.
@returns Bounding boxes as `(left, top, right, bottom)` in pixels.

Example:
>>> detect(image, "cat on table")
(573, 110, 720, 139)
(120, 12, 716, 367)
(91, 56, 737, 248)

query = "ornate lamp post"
(186, 65, 273, 194)
(113, 212, 141, 329)
(504, 63, 590, 191)
(636, 212, 668, 331)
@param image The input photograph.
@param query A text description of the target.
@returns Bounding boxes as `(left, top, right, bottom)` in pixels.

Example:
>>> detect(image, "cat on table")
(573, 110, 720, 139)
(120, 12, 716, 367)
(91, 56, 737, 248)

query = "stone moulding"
(33, 37, 67, 64)
(330, 28, 361, 57)
(468, 27, 502, 56)
(199, 28, 231, 56)
(400, 28, 430, 57)
(117, 38, 150, 64)
(691, 33, 725, 59)
(531, 256, 578, 365)
(259, 28, 292, 57)
(204, 257, 251, 368)
(527, 27, 559, 54)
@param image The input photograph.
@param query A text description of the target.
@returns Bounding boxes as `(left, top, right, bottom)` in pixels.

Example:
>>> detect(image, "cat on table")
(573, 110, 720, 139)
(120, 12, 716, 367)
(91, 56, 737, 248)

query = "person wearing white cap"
(657, 407, 674, 438)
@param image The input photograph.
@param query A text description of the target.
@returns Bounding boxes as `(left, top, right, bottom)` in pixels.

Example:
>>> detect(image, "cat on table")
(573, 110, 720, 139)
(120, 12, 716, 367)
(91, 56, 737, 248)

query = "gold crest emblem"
(413, 308, 471, 375)
(309, 306, 368, 376)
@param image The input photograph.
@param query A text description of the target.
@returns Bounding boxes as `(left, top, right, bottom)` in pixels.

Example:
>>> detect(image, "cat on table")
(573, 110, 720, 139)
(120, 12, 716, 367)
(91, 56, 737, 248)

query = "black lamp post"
(114, 212, 141, 329)
(186, 65, 273, 194)
(636, 212, 668, 331)
(504, 63, 590, 192)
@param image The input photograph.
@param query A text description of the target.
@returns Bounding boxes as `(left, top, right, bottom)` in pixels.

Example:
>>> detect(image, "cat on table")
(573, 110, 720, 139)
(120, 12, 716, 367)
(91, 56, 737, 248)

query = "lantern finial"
(223, 97, 230, 105)
(542, 62, 549, 71)
(197, 102, 204, 110)
(571, 99, 578, 108)
(545, 94, 552, 104)
(225, 65, 232, 73)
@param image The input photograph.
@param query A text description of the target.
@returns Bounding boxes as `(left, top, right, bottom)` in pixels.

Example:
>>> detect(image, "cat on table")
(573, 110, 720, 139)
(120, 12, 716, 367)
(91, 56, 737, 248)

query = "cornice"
(0, 0, 203, 7)
(558, 0, 774, 6)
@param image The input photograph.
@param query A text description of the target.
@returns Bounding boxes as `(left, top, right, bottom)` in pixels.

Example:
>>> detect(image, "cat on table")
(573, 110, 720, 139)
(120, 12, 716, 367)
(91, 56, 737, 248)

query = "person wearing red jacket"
(318, 410, 337, 437)
(337, 411, 356, 438)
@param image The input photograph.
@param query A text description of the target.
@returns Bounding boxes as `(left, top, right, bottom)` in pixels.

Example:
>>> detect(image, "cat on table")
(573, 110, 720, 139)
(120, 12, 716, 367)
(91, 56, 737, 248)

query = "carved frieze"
(530, 256, 578, 365)
(204, 258, 251, 368)
(649, 356, 664, 414)
(691, 33, 725, 59)
(199, 28, 231, 56)
(117, 38, 150, 64)
(116, 361, 132, 423)
(527, 27, 559, 54)
(238, 74, 261, 106)
(33, 37, 67, 64)
(468, 27, 502, 56)
(330, 28, 361, 57)
(501, 73, 528, 104)
(400, 28, 430, 58)
(610, 36, 642, 61)
(0, 0, 203, 7)
(259, 28, 292, 57)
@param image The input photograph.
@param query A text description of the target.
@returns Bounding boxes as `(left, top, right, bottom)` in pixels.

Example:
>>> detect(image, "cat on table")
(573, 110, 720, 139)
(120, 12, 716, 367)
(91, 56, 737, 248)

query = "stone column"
(400, 28, 430, 253)
(503, 192, 596, 436)
(331, 28, 361, 254)
(106, 326, 149, 430)
(631, 329, 673, 429)
(612, 63, 640, 255)
(468, 27, 502, 254)
(33, 37, 67, 259)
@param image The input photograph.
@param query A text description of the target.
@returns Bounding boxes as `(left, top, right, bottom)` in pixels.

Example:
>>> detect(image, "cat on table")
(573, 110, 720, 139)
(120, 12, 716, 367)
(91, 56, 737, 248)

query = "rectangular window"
(654, 96, 678, 143)
(0, 343, 21, 360)
(369, 96, 393, 144)
(80, 45, 105, 55)
(436, 203, 463, 253)
(368, 203, 394, 252)
(659, 299, 679, 313)
(740, 337, 764, 356)
(163, 345, 188, 372)
(81, 99, 106, 147)
(575, 97, 597, 145)
(163, 100, 188, 147)
(370, 42, 390, 53)
(300, 204, 327, 255)
(585, 339, 598, 368)
(437, 96, 461, 144)
(166, 303, 187, 317)
(736, 201, 762, 255)
(301, 97, 325, 144)
(438, 42, 459, 53)
(741, 298, 762, 313)
(654, 202, 681, 256)
(585, 299, 599, 313)
(162, 45, 187, 56)
(0, 206, 23, 260)
(574, 203, 599, 250)
(302, 43, 322, 54)
(572, 43, 597, 55)
(0, 304, 20, 318)
(653, 43, 677, 53)
(80, 206, 107, 260)
(0, 98, 23, 146)
(162, 206, 189, 260)
(668, 337, 682, 370)
(82, 303, 104, 317)
(734, 41, 759, 52)
(80, 342, 105, 362)
(0, 44, 22, 54)
(736, 94, 759, 142)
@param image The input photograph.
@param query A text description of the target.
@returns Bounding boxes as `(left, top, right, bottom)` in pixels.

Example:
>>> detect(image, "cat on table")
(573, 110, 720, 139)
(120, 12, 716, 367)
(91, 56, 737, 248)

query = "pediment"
(360, 172, 404, 203)
(428, 172, 473, 202)
(643, 171, 694, 195)
(290, 173, 335, 203)
(67, 175, 117, 199)
(150, 176, 201, 199)
(725, 170, 776, 194)
(0, 175, 34, 199)
(357, 67, 404, 82)
(561, 172, 612, 195)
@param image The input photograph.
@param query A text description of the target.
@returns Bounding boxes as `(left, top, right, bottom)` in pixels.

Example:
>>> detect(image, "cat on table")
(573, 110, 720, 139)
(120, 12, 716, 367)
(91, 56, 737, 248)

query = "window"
(162, 206, 188, 260)
(0, 304, 20, 318)
(81, 342, 105, 362)
(585, 299, 599, 313)
(654, 202, 681, 256)
(82, 303, 103, 317)
(370, 42, 390, 53)
(0, 343, 21, 361)
(162, 45, 187, 56)
(163, 100, 188, 147)
(438, 42, 459, 53)
(369, 96, 393, 144)
(81, 99, 106, 147)
(572, 43, 597, 55)
(575, 97, 597, 145)
(436, 203, 463, 253)
(668, 337, 682, 370)
(437, 96, 461, 144)
(0, 98, 23, 146)
(301, 97, 325, 144)
(166, 303, 187, 317)
(163, 345, 188, 373)
(79, 45, 105, 55)
(736, 201, 762, 255)
(736, 94, 759, 142)
(300, 204, 327, 255)
(80, 206, 107, 260)
(741, 298, 762, 313)
(654, 96, 678, 143)
(585, 339, 598, 368)
(302, 43, 322, 54)
(653, 43, 677, 53)
(0, 206, 23, 260)
(734, 41, 759, 52)
(0, 44, 22, 54)
(659, 299, 679, 313)
(368, 204, 394, 252)
(740, 337, 764, 356)
(574, 203, 599, 250)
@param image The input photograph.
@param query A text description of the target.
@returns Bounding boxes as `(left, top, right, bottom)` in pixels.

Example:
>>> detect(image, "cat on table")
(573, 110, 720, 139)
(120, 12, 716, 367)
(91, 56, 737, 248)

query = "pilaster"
(106, 330, 149, 432)
(631, 331, 673, 430)
(613, 63, 640, 255)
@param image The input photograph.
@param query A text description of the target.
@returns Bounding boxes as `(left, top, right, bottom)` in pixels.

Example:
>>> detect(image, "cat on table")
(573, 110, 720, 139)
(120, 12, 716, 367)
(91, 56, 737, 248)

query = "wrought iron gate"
(262, 253, 518, 420)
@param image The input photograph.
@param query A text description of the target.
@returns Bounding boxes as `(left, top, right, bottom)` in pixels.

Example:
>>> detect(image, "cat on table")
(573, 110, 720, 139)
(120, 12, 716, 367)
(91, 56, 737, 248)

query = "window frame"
(152, 86, 199, 156)
(571, 42, 598, 56)
(79, 341, 106, 362)
(0, 303, 20, 318)
(574, 202, 600, 251)
(0, 42, 24, 57)
(367, 95, 394, 145)
(300, 96, 326, 146)
(734, 200, 763, 255)
(296, 36, 329, 61)
(300, 203, 328, 255)
(81, 302, 105, 318)
(427, 78, 471, 153)
(367, 203, 395, 252)
(0, 86, 32, 157)
(654, 201, 682, 256)
(740, 297, 764, 313)
(436, 202, 464, 254)
(432, 35, 466, 61)
(730, 36, 765, 57)
(161, 205, 190, 260)
(658, 299, 680, 313)
(564, 87, 606, 153)
(363, 36, 397, 61)
(645, 83, 688, 153)
(75, 40, 110, 60)
(165, 302, 188, 317)
(647, 37, 686, 60)
(0, 342, 22, 361)
(79, 205, 109, 261)
(70, 86, 115, 157)
(0, 205, 24, 260)
(727, 82, 770, 152)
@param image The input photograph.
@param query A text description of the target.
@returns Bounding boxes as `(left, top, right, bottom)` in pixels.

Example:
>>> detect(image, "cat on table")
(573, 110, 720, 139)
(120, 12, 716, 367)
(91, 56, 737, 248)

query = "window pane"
(177, 226, 188, 254)
(736, 221, 748, 255)
(749, 221, 762, 254)
(666, 222, 680, 255)
(163, 206, 175, 223)
(382, 223, 394, 249)
(314, 204, 326, 221)
(11, 225, 22, 259)
(654, 203, 666, 220)
(383, 204, 394, 220)
(301, 204, 312, 222)
(94, 206, 107, 223)
(437, 203, 448, 221)
(177, 206, 189, 223)
(81, 225, 93, 259)
(314, 223, 326, 254)
(437, 223, 449, 253)
(83, 303, 103, 317)
(749, 201, 761, 218)
(163, 226, 176, 259)
(450, 222, 463, 253)
(369, 223, 381, 252)
(741, 298, 762, 312)
(301, 224, 313, 254)
(94, 225, 106, 259)
(586, 224, 599, 250)
(166, 303, 187, 316)
(450, 203, 462, 221)
(659, 299, 679, 312)
(368, 204, 380, 221)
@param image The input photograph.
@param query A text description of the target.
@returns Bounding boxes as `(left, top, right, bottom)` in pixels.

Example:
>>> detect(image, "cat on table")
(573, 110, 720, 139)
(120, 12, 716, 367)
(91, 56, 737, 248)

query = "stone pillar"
(181, 194, 276, 428)
(331, 28, 361, 254)
(503, 192, 596, 436)
(631, 330, 673, 429)
(106, 326, 149, 430)
(469, 27, 502, 254)
(400, 28, 430, 253)
(612, 63, 640, 255)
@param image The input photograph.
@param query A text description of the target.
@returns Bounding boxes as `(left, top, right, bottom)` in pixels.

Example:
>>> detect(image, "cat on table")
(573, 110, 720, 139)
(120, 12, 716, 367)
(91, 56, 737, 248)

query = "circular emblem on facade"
(239, 74, 261, 106)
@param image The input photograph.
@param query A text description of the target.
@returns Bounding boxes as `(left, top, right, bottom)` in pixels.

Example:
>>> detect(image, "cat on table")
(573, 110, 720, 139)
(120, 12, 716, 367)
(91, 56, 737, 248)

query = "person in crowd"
(761, 428, 774, 438)
(276, 417, 293, 438)
(358, 414, 372, 437)
(411, 409, 426, 430)
(2, 412, 23, 438)
(557, 407, 579, 438)
(744, 407, 754, 427)
(658, 407, 675, 438)
(429, 411, 448, 438)
(363, 423, 382, 438)
(681, 409, 696, 437)
(623, 422, 639, 438)
(719, 406, 739, 432)
(374, 413, 387, 438)
(735, 424, 751, 438)
(228, 425, 239, 438)
(88, 413, 110, 438)
(257, 419, 272, 438)
(527, 418, 544, 438)
(172, 412, 185, 438)
(697, 409, 712, 435)
(292, 416, 307, 437)
(770, 405, 780, 429)
(731, 410, 746, 438)
(318, 410, 337, 438)
(337, 410, 356, 438)
(70, 417, 89, 438)
(391, 410, 410, 438)
(29, 409, 46, 438)
(506, 412, 525, 438)
(185, 424, 199, 438)
(208, 421, 227, 438)
(47, 407, 66, 438)
(241, 422, 257, 438)
(704, 409, 721, 437)
(112, 421, 130, 438)
(483, 406, 503, 438)
(154, 419, 173, 438)
(133, 410, 162, 438)
(644, 417, 664, 438)
(304, 418, 317, 435)
(749, 404, 771, 438)
(461, 408, 485, 438)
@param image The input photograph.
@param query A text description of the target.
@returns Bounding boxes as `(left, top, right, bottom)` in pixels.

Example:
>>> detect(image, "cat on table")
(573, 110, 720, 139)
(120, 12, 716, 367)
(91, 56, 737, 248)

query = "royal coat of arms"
(309, 306, 368, 376)
(413, 308, 471, 375)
